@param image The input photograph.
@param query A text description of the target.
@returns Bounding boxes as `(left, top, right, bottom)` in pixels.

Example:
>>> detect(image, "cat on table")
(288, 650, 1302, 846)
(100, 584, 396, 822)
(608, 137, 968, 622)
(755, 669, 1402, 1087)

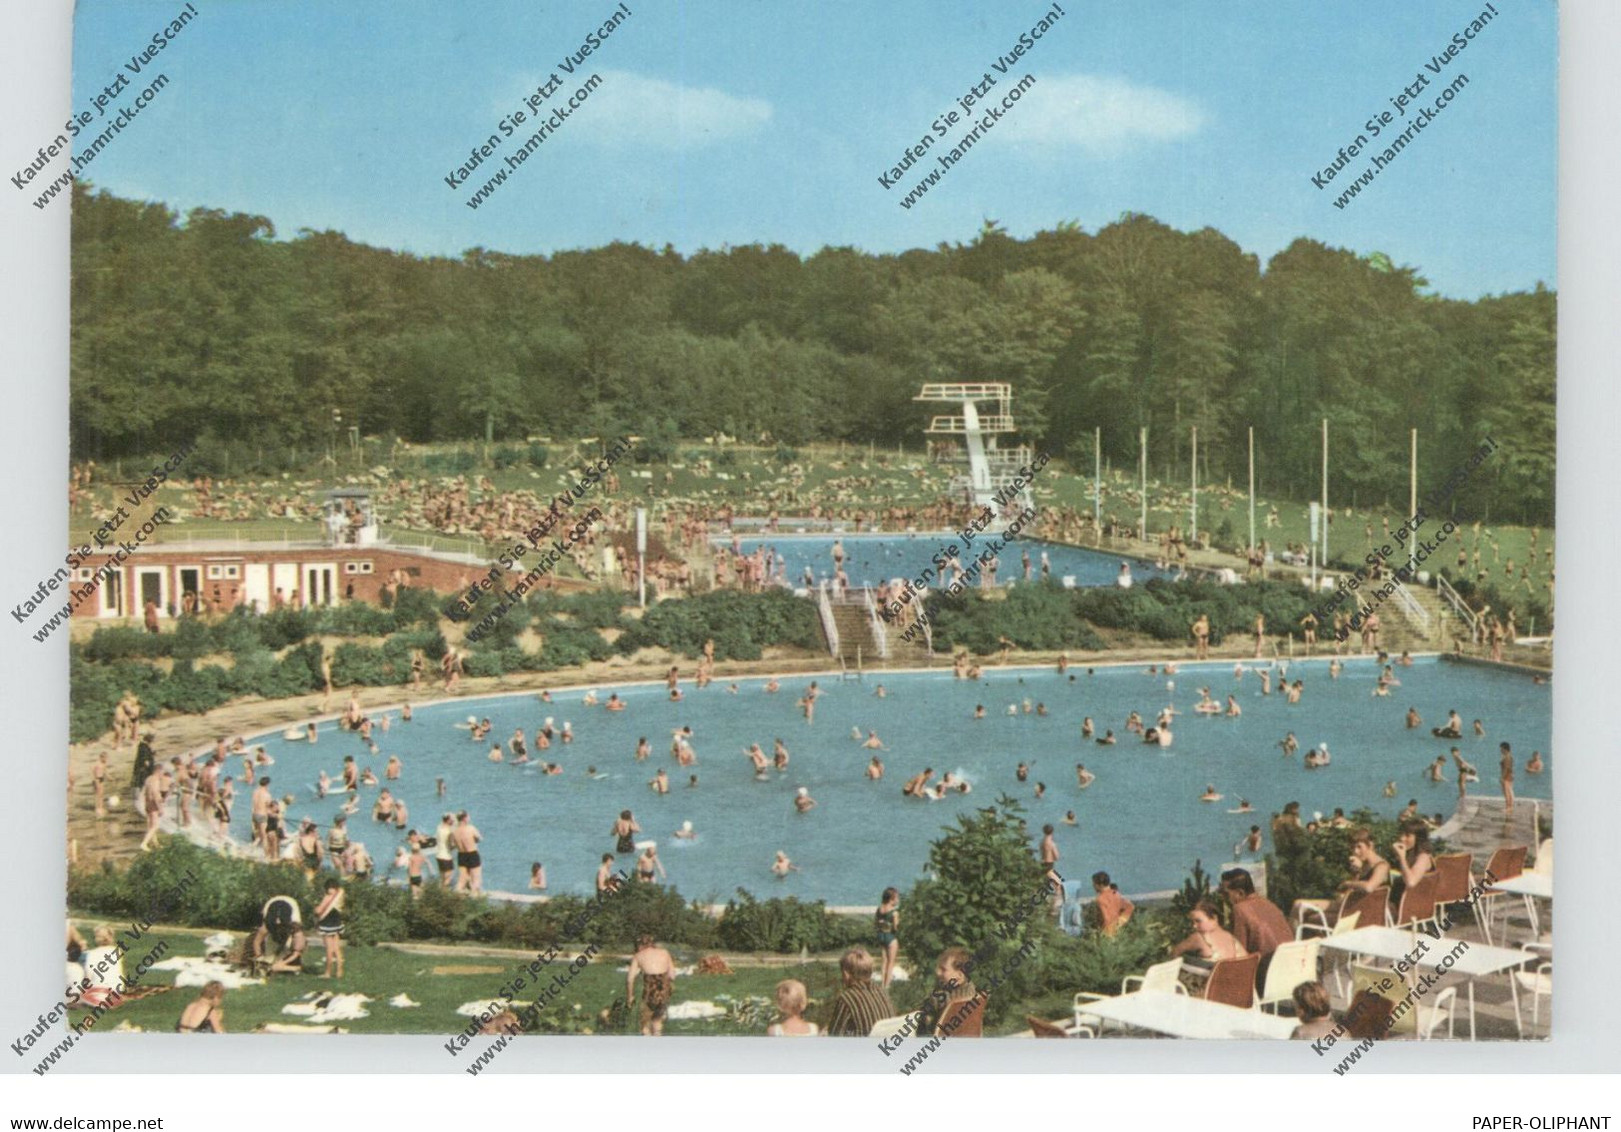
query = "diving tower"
(915, 382, 1035, 516)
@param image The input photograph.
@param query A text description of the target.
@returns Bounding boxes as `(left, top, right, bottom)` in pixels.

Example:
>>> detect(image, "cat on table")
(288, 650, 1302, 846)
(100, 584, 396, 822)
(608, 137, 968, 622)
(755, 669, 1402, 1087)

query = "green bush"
(275, 641, 325, 696)
(1265, 809, 1425, 913)
(617, 589, 820, 660)
(157, 660, 233, 715)
(924, 581, 1109, 653)
(717, 890, 867, 953)
(69, 842, 732, 952)
(169, 617, 216, 661)
(1030, 917, 1171, 998)
(329, 642, 402, 686)
(423, 450, 478, 475)
(258, 608, 318, 650)
(81, 627, 167, 662)
(527, 442, 550, 469)
(899, 794, 1050, 973)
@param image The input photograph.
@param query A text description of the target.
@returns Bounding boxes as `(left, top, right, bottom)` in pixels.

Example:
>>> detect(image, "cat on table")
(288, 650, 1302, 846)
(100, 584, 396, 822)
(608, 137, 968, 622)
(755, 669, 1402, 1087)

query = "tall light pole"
(1139, 426, 1148, 542)
(636, 508, 648, 609)
(1410, 428, 1418, 521)
(1190, 426, 1198, 543)
(1247, 425, 1256, 553)
(1094, 426, 1102, 531)
(1320, 418, 1329, 564)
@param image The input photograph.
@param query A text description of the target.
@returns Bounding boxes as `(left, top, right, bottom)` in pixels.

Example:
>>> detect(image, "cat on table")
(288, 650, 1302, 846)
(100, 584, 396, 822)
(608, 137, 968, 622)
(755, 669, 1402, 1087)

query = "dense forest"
(70, 185, 1555, 524)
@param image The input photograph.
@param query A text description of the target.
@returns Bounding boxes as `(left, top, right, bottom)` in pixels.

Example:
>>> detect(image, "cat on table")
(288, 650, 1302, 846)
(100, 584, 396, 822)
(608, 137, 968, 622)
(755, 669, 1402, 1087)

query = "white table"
(1319, 926, 1533, 1039)
(1076, 991, 1299, 1040)
(1486, 873, 1552, 942)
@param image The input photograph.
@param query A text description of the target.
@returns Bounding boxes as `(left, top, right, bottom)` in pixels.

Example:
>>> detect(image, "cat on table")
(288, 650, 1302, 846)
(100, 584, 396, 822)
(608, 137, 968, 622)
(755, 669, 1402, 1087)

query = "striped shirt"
(823, 982, 896, 1038)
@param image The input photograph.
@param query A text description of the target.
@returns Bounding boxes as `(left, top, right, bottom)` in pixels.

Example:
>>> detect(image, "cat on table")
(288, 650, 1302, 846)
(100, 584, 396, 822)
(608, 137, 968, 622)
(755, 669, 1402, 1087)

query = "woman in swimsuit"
(175, 981, 226, 1033)
(875, 887, 901, 989)
(314, 878, 346, 978)
(613, 810, 640, 855)
(1169, 900, 1248, 992)
(1391, 820, 1435, 890)
(296, 821, 323, 881)
(263, 801, 284, 863)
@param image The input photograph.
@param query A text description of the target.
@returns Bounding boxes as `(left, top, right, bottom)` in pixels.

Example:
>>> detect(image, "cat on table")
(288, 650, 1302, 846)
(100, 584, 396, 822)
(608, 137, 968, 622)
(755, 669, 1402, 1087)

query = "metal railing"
(863, 586, 888, 660)
(1435, 573, 1477, 639)
(915, 382, 1013, 402)
(817, 580, 840, 658)
(1390, 579, 1433, 638)
(925, 414, 1017, 434)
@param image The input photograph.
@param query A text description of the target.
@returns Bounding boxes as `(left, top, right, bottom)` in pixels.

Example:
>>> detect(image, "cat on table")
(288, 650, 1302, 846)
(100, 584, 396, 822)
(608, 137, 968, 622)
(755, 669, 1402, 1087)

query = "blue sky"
(70, 0, 1555, 298)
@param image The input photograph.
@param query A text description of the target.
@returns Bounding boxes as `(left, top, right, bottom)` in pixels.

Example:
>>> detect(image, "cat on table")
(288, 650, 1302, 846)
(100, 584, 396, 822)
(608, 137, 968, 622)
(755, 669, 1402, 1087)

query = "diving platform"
(915, 382, 1034, 516)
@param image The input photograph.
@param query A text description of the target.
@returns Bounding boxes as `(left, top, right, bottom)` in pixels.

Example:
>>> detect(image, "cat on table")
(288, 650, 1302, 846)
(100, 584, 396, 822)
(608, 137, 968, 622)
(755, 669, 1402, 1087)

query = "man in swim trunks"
(453, 811, 483, 893)
(626, 935, 675, 1036)
(433, 813, 457, 887)
(139, 766, 170, 851)
(250, 776, 272, 847)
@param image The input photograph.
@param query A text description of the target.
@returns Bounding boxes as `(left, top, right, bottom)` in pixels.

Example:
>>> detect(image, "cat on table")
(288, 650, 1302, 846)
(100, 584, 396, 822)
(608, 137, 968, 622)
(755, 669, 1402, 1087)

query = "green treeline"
(72, 187, 1553, 524)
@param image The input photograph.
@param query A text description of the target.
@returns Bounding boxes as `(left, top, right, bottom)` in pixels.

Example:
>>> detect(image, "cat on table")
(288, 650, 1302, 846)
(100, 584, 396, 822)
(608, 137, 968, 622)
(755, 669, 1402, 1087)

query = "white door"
(243, 564, 270, 613)
(271, 563, 300, 607)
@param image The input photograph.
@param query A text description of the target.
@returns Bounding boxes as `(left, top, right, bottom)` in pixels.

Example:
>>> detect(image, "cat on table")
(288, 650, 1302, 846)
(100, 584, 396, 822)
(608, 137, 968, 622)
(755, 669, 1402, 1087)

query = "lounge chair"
(1204, 954, 1260, 1009)
(1257, 939, 1321, 1014)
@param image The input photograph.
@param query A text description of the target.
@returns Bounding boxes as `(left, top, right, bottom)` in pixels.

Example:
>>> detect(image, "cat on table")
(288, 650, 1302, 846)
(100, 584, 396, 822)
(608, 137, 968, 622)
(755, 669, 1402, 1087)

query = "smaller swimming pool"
(717, 534, 1171, 590)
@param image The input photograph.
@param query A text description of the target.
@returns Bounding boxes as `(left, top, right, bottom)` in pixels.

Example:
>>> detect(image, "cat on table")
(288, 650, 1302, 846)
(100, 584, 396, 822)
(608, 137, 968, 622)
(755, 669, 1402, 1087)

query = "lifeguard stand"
(914, 382, 1034, 516)
(323, 488, 378, 548)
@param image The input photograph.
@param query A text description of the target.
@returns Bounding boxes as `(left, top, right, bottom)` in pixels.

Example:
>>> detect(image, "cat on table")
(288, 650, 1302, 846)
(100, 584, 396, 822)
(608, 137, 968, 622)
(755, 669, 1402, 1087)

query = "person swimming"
(901, 768, 935, 797)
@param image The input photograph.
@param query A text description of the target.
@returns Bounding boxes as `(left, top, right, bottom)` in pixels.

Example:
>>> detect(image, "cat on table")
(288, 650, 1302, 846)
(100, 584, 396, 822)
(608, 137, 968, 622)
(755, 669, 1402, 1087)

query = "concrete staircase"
(825, 602, 879, 665)
(1382, 582, 1459, 652)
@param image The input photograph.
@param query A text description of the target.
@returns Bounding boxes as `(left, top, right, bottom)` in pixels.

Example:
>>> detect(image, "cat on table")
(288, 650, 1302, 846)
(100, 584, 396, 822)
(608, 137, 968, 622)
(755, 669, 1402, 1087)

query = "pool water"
(234, 657, 1550, 905)
(716, 534, 1172, 590)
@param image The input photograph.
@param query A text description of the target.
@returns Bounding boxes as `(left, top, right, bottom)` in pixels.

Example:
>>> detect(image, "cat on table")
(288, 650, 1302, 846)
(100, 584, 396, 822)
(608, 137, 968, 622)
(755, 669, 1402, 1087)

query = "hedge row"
(68, 840, 863, 954)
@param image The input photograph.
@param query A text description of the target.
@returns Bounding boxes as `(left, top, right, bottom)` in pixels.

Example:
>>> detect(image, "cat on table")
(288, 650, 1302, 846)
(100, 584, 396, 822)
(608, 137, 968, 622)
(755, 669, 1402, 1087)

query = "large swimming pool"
(231, 657, 1550, 905)
(716, 533, 1172, 590)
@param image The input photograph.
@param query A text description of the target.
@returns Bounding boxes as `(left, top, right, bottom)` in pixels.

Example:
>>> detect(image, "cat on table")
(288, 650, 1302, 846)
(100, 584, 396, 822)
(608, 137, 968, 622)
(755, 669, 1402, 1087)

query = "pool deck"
(1436, 794, 1551, 864)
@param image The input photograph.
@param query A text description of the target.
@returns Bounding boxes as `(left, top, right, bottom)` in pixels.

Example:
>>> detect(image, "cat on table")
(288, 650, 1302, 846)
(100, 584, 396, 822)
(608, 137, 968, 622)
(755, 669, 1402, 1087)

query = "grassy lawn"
(68, 920, 1055, 1038)
(65, 924, 952, 1038)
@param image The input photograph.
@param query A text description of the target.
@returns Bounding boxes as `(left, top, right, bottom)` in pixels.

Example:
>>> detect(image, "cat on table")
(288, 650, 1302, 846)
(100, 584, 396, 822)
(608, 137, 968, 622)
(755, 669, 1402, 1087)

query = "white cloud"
(568, 69, 772, 149)
(998, 73, 1204, 152)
